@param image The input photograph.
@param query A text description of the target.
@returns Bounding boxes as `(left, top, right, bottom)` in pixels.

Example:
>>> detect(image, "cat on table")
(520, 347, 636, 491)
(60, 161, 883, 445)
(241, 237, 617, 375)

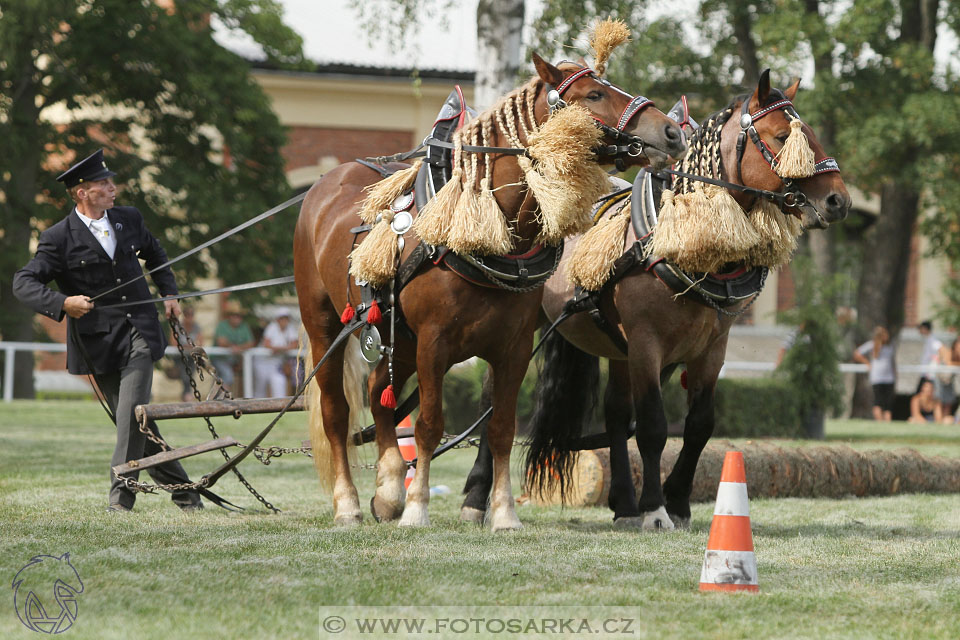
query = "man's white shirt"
(76, 209, 117, 259)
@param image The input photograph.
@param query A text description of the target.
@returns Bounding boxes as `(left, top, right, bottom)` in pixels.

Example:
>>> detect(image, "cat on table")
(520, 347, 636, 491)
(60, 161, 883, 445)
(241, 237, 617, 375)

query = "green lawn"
(1, 401, 958, 639)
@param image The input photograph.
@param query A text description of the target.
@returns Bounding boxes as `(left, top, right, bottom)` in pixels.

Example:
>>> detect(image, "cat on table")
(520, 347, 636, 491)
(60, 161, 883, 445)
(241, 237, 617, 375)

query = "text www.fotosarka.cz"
(318, 606, 640, 638)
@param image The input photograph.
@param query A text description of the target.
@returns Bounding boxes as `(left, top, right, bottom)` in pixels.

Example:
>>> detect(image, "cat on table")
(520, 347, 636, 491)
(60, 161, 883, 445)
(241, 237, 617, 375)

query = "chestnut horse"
(463, 71, 851, 529)
(294, 53, 686, 529)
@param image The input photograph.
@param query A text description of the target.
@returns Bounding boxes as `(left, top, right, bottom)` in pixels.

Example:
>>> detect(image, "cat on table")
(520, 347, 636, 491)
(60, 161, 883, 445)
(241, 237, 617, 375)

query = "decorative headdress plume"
(590, 19, 630, 77)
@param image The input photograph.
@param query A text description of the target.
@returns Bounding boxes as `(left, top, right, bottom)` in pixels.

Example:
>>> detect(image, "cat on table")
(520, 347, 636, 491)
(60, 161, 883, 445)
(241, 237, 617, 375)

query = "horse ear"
(532, 51, 564, 87)
(751, 68, 772, 108)
(784, 78, 801, 101)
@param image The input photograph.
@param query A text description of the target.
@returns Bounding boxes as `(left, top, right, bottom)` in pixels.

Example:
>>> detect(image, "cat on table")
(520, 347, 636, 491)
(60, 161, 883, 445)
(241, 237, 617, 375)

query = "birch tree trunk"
(475, 0, 525, 110)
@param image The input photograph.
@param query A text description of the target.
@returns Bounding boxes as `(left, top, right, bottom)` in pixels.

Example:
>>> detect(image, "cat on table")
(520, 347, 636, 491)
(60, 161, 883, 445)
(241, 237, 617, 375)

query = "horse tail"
(524, 327, 600, 503)
(304, 332, 367, 492)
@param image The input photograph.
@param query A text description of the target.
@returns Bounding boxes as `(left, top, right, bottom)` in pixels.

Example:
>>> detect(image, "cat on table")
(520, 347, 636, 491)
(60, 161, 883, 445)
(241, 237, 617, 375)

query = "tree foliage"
(0, 0, 305, 396)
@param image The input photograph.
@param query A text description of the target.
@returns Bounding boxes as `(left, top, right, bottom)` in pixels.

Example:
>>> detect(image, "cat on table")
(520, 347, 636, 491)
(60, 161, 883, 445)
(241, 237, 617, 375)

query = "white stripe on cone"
(700, 550, 758, 586)
(713, 481, 750, 517)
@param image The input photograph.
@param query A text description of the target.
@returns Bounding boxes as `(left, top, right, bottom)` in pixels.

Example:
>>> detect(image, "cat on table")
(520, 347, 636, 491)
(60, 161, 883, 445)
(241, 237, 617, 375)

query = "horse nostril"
(664, 124, 681, 142)
(826, 193, 850, 218)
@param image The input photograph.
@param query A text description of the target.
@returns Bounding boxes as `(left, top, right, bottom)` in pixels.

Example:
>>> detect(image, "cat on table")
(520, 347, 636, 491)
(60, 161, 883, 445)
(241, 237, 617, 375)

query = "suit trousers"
(95, 329, 202, 509)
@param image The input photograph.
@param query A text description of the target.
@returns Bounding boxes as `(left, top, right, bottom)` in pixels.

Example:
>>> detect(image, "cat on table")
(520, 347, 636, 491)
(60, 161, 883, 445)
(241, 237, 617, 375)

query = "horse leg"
(604, 359, 640, 521)
(398, 338, 447, 528)
(662, 353, 723, 529)
(628, 349, 674, 531)
(460, 368, 493, 523)
(486, 349, 529, 532)
(369, 360, 414, 523)
(308, 332, 364, 526)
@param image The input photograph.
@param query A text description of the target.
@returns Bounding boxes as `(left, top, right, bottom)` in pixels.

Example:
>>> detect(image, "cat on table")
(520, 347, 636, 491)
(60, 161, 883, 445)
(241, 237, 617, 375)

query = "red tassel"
(380, 384, 397, 409)
(366, 300, 382, 324)
(680, 370, 688, 390)
(340, 302, 355, 324)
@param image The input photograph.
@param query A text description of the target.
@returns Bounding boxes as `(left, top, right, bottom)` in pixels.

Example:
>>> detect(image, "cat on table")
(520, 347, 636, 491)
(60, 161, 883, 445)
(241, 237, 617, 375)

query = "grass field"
(2, 400, 959, 639)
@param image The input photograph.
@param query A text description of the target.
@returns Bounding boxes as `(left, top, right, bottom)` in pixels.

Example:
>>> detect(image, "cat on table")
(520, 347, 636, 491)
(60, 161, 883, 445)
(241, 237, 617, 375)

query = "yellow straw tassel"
(775, 118, 815, 179)
(651, 185, 762, 273)
(747, 199, 803, 267)
(413, 167, 463, 246)
(568, 208, 631, 291)
(590, 19, 631, 77)
(446, 177, 513, 255)
(357, 160, 422, 224)
(349, 211, 401, 287)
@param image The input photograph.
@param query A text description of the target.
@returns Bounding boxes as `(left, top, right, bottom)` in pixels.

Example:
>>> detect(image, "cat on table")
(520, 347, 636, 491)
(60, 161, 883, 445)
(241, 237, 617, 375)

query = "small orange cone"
(699, 451, 758, 592)
(396, 415, 416, 489)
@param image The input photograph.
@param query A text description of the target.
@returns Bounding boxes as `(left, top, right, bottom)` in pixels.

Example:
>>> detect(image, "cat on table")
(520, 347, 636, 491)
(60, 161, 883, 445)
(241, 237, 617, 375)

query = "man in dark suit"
(13, 149, 204, 512)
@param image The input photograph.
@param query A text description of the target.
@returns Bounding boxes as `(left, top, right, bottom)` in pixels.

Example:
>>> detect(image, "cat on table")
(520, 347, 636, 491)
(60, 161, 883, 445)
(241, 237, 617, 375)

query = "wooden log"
(530, 439, 960, 506)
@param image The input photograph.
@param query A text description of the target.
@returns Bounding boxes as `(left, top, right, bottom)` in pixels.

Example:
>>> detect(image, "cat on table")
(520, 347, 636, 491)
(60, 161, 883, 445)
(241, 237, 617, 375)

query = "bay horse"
(294, 52, 686, 530)
(462, 71, 851, 529)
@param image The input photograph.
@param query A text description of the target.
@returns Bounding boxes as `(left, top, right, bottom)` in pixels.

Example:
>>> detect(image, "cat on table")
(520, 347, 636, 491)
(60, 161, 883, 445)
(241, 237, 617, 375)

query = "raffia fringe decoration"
(775, 118, 815, 179)
(446, 177, 514, 255)
(747, 199, 803, 267)
(521, 105, 609, 245)
(348, 210, 400, 287)
(650, 185, 762, 273)
(412, 166, 462, 245)
(590, 19, 630, 77)
(568, 208, 631, 290)
(357, 160, 422, 223)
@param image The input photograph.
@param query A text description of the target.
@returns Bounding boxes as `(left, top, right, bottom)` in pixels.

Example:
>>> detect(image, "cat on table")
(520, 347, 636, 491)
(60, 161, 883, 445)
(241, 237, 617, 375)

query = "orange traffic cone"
(699, 451, 758, 592)
(396, 415, 416, 490)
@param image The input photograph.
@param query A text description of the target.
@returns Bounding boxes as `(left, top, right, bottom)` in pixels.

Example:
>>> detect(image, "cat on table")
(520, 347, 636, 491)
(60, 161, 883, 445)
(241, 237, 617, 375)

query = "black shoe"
(106, 503, 132, 513)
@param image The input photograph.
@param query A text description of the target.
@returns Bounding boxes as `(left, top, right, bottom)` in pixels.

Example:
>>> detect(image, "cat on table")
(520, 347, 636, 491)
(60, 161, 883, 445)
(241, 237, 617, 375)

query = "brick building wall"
(282, 126, 414, 170)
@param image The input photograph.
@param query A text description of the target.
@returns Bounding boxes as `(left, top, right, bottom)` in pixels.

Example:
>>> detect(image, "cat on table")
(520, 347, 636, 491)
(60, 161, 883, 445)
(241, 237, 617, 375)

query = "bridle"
(658, 94, 840, 224)
(734, 95, 840, 220)
(544, 64, 659, 171)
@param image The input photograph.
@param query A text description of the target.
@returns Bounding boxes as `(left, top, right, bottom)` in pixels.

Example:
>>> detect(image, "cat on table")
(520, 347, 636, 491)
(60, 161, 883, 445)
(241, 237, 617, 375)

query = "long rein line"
(88, 191, 307, 303)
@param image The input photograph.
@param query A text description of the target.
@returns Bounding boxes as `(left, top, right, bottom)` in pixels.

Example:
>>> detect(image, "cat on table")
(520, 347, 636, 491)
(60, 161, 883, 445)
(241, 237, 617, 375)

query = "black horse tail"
(524, 327, 600, 503)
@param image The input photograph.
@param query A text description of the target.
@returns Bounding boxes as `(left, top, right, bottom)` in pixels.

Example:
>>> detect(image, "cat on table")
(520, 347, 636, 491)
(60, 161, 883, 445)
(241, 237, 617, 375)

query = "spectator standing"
(918, 320, 943, 382)
(853, 326, 897, 422)
(212, 300, 255, 393)
(254, 308, 299, 398)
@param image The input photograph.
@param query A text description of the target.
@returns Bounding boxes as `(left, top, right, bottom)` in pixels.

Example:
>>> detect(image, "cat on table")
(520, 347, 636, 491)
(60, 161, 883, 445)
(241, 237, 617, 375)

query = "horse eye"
(586, 91, 603, 101)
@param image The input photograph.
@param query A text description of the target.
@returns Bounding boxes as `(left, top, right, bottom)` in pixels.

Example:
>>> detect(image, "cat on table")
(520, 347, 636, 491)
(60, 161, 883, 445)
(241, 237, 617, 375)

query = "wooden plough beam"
(114, 397, 307, 476)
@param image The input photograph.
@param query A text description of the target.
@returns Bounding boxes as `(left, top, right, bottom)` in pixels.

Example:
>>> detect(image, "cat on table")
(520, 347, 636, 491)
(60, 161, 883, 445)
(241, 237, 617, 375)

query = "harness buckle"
(627, 141, 644, 157)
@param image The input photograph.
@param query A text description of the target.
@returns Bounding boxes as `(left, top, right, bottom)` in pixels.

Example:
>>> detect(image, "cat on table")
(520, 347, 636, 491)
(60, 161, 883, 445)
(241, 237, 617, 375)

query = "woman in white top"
(254, 308, 300, 398)
(853, 326, 897, 422)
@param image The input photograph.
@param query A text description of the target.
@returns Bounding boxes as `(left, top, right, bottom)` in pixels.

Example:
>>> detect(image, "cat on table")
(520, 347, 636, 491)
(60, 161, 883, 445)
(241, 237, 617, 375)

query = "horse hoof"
(669, 513, 691, 530)
(398, 503, 430, 527)
(371, 495, 404, 523)
(640, 506, 675, 531)
(489, 509, 522, 532)
(460, 506, 486, 524)
(613, 516, 644, 529)
(333, 513, 362, 527)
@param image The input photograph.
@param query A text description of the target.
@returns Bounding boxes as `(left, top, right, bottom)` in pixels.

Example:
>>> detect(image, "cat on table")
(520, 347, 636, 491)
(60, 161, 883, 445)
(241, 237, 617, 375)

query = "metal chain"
(170, 317, 281, 513)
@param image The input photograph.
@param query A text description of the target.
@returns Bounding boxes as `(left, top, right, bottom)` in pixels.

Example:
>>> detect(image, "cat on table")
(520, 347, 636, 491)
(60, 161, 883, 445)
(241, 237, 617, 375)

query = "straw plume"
(349, 211, 401, 286)
(568, 206, 631, 290)
(357, 160, 422, 223)
(747, 199, 803, 267)
(775, 116, 815, 179)
(590, 19, 630, 77)
(521, 104, 610, 244)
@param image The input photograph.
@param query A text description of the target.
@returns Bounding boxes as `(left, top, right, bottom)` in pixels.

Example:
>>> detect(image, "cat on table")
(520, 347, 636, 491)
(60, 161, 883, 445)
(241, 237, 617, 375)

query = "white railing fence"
(2, 341, 959, 403)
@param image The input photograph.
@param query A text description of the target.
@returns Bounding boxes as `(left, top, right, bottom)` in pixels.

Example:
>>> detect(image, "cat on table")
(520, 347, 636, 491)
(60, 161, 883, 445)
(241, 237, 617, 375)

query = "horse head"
(723, 69, 851, 229)
(531, 53, 687, 170)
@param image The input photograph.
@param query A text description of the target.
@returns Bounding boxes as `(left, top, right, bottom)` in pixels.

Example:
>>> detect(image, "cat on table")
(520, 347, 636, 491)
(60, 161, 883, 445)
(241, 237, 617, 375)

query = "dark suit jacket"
(13, 206, 178, 375)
